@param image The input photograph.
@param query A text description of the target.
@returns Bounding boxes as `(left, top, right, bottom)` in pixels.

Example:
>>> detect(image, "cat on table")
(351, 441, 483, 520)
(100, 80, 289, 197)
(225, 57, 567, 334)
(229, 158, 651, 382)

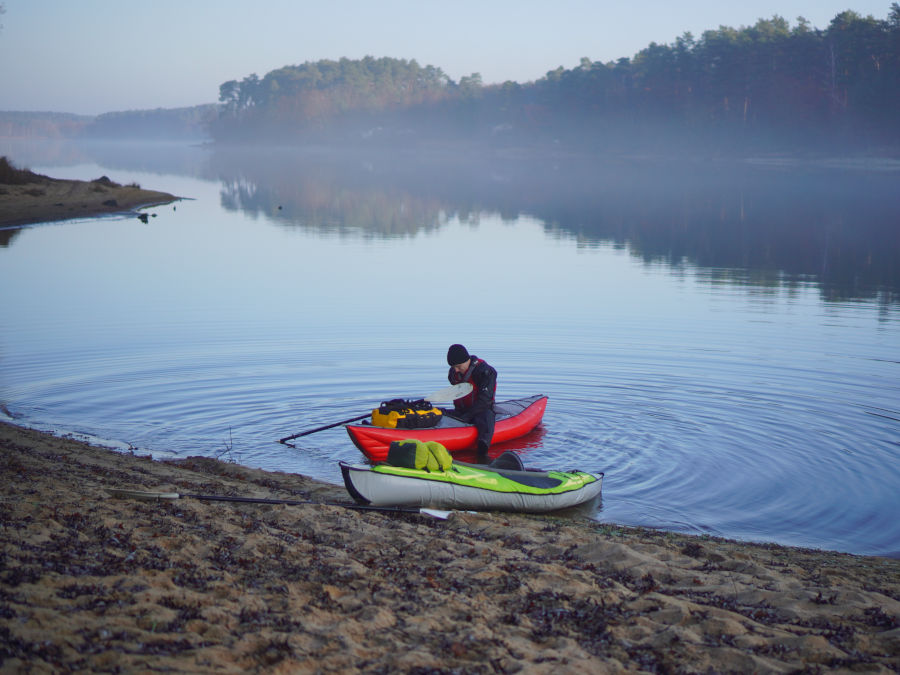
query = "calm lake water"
(2, 140, 898, 557)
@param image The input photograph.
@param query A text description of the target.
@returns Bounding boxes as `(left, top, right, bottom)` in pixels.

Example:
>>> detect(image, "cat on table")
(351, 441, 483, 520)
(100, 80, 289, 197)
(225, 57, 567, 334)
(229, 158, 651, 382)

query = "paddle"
(278, 413, 370, 443)
(277, 382, 472, 444)
(422, 382, 472, 404)
(108, 488, 453, 519)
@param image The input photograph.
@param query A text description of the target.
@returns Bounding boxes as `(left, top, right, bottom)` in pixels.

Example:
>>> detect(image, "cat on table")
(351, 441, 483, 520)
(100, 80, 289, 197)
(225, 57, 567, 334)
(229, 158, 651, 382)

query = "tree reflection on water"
(212, 147, 899, 306)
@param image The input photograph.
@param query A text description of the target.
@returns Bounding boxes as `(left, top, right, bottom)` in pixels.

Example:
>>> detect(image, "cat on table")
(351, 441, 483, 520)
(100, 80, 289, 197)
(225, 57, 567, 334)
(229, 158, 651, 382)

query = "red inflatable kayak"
(346, 395, 548, 462)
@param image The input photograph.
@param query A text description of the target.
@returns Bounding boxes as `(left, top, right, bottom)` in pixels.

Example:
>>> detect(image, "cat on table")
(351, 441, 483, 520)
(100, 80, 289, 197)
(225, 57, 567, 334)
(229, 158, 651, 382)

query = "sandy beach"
(0, 161, 177, 228)
(1, 420, 898, 673)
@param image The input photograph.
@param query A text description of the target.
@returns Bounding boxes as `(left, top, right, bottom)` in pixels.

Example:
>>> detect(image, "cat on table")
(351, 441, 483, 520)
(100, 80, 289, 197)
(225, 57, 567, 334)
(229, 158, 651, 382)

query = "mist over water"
(1, 140, 898, 557)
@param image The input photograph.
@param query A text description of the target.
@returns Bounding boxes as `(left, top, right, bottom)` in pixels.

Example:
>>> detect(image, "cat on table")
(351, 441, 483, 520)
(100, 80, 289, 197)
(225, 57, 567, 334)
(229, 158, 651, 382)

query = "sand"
(0, 174, 177, 228)
(1, 420, 898, 673)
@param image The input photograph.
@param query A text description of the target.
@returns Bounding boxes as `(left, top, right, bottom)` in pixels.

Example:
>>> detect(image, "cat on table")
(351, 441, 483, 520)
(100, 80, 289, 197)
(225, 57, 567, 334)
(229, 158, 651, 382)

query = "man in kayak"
(446, 344, 497, 463)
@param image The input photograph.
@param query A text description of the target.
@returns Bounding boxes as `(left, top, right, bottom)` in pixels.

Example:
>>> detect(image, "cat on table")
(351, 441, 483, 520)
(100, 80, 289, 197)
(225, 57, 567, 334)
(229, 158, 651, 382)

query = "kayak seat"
(493, 471, 564, 489)
(489, 451, 524, 471)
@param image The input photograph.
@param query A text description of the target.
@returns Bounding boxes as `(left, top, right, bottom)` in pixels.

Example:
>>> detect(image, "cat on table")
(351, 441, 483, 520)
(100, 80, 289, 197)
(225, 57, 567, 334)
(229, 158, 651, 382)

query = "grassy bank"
(0, 156, 178, 227)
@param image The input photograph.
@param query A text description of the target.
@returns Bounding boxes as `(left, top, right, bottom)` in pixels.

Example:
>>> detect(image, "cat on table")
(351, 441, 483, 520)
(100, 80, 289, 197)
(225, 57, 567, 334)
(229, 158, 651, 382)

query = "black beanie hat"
(447, 344, 470, 366)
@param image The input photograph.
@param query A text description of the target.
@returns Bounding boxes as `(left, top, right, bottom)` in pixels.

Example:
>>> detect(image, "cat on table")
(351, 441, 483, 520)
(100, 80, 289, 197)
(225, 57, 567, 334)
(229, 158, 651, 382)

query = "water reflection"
(216, 155, 447, 237)
(0, 228, 20, 248)
(4, 139, 899, 305)
(209, 147, 900, 305)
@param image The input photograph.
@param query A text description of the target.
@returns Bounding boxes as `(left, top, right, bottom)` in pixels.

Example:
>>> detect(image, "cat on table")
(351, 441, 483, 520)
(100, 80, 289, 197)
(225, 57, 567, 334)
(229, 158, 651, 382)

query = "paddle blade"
(419, 508, 453, 519)
(424, 382, 473, 403)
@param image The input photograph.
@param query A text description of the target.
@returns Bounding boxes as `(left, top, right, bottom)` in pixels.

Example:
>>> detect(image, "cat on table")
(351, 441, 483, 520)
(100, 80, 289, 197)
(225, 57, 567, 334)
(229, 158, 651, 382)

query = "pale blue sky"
(0, 0, 892, 115)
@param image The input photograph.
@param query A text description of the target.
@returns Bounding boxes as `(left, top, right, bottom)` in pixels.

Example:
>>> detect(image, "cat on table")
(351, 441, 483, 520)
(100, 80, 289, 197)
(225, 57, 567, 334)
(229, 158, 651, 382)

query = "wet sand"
(0, 173, 177, 228)
(1, 420, 898, 672)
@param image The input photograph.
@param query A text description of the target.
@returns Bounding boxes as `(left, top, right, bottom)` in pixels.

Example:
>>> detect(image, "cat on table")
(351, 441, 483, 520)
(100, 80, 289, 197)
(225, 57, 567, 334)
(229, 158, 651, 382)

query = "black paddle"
(108, 488, 452, 518)
(278, 413, 369, 444)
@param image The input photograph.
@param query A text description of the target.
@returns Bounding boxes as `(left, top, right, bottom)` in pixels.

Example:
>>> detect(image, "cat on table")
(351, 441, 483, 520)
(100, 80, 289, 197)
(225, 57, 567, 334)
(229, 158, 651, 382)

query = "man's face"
(452, 359, 471, 374)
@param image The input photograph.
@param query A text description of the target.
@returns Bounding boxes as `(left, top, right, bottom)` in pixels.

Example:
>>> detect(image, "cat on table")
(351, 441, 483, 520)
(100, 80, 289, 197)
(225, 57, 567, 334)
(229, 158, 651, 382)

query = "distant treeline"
(212, 8, 900, 153)
(0, 111, 93, 139)
(81, 105, 218, 140)
(0, 105, 217, 140)
(4, 8, 898, 153)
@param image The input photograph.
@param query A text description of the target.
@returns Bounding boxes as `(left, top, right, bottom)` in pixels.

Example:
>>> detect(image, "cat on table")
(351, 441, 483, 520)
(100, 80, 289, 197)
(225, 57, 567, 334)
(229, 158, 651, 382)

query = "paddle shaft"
(279, 413, 369, 443)
(182, 493, 423, 513)
(111, 489, 447, 517)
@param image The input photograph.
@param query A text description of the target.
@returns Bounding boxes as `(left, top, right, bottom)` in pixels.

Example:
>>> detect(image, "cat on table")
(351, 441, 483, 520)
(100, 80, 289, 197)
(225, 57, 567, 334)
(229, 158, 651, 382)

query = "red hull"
(347, 395, 548, 462)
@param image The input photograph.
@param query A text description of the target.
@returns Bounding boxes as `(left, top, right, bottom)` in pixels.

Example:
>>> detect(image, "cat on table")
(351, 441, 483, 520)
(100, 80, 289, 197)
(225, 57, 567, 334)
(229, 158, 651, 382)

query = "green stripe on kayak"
(370, 462, 599, 495)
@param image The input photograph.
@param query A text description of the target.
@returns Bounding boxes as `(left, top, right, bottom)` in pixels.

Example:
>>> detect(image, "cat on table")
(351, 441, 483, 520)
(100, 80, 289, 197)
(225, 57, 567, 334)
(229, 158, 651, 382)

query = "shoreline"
(1, 419, 898, 672)
(0, 172, 178, 228)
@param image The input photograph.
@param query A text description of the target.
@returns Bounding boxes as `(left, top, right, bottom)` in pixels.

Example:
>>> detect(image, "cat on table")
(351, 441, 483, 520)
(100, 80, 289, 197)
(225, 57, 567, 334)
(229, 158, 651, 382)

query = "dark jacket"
(448, 355, 497, 418)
